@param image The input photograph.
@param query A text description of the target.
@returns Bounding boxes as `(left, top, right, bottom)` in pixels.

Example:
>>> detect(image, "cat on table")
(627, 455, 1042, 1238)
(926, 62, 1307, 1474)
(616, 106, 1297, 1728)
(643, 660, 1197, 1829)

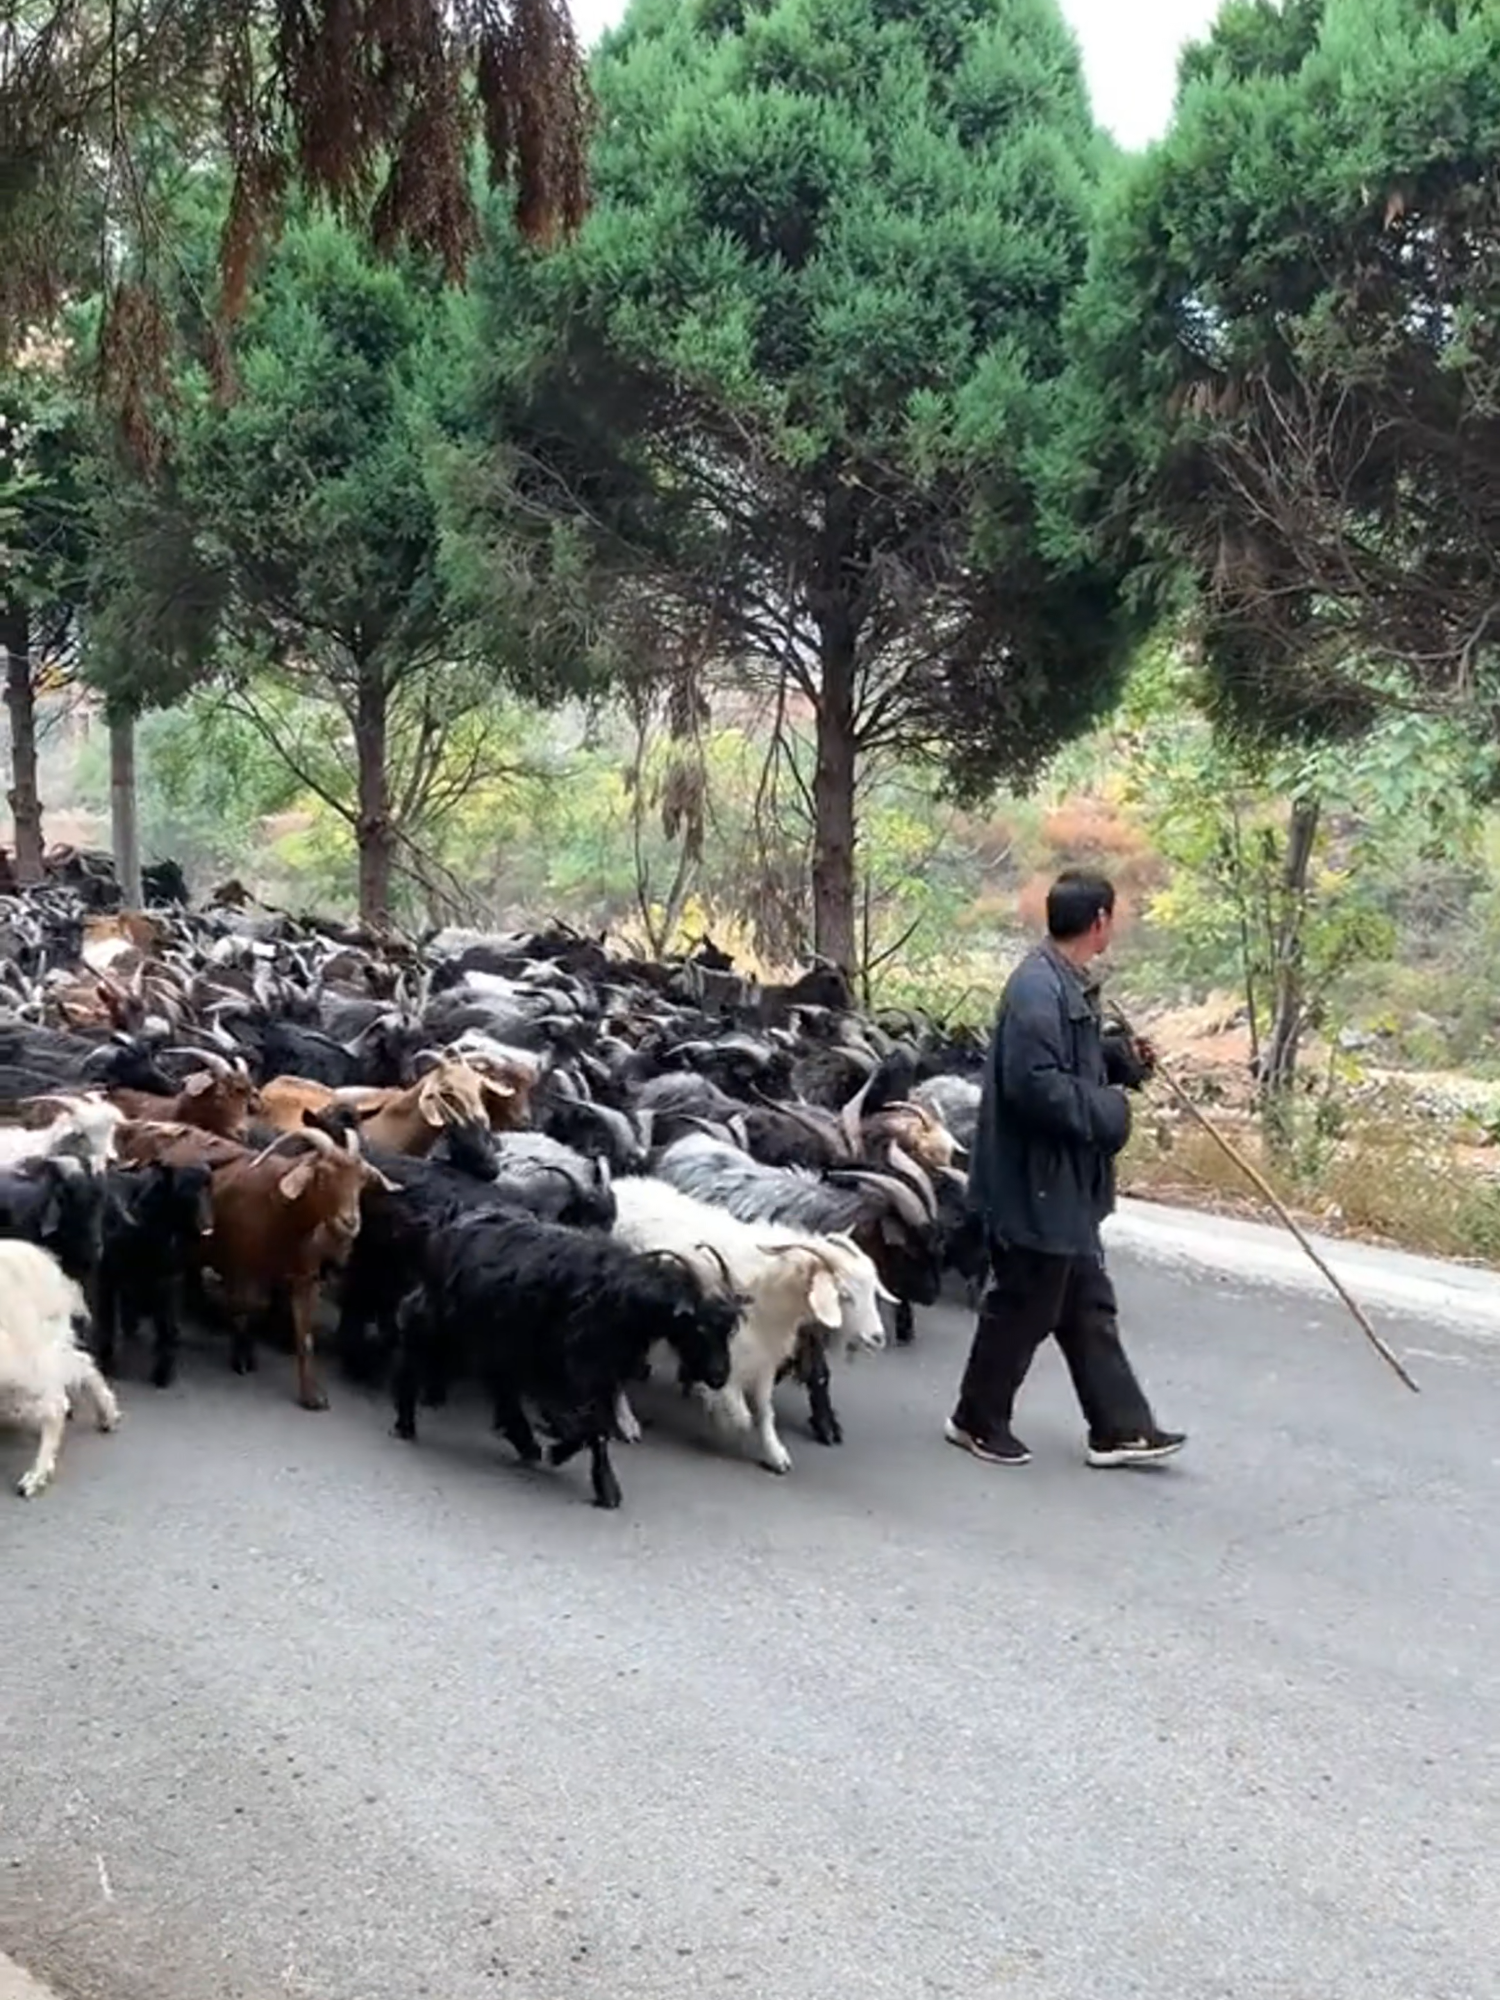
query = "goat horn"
(642, 1248, 696, 1278)
(693, 1241, 735, 1291)
(828, 1166, 930, 1234)
(885, 1142, 938, 1219)
(839, 1075, 876, 1160)
(162, 1045, 232, 1075)
(247, 1131, 307, 1169)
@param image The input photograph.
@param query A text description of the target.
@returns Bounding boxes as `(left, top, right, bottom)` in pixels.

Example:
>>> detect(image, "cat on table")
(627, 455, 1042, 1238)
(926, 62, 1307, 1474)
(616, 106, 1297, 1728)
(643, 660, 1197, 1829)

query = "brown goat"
(109, 1063, 260, 1142)
(860, 1101, 958, 1174)
(261, 1057, 518, 1156)
(117, 1119, 398, 1409)
(441, 1049, 535, 1132)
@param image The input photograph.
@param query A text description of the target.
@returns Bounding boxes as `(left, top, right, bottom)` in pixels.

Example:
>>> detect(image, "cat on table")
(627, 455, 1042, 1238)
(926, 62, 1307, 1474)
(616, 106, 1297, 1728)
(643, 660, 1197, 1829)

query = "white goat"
(0, 1095, 125, 1173)
(735, 1221, 895, 1353)
(439, 1029, 546, 1085)
(611, 1175, 847, 1474)
(0, 1239, 120, 1498)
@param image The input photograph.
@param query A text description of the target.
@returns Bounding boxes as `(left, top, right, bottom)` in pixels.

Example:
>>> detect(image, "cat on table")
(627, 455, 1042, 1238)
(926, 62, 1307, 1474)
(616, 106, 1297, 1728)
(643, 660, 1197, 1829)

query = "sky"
(562, 0, 1224, 151)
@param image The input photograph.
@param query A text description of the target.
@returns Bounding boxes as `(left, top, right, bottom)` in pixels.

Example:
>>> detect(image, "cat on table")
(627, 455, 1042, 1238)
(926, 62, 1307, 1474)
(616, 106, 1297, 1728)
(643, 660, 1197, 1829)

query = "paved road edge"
(0, 1955, 61, 2000)
(1105, 1195, 1500, 1338)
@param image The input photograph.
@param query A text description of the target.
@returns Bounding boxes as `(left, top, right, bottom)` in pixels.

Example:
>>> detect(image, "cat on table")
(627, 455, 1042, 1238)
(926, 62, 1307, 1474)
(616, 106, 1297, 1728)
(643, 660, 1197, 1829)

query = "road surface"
(1, 1248, 1497, 2000)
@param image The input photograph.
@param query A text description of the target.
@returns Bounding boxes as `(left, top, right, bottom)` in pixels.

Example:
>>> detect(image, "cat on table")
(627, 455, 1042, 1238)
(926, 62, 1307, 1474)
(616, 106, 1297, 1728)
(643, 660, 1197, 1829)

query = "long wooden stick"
(1108, 1002, 1420, 1394)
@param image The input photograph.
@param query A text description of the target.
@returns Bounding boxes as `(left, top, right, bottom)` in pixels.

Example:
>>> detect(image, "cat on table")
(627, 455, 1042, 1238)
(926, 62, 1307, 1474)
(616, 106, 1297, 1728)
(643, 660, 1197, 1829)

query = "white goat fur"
(612, 1175, 858, 1474)
(0, 1239, 120, 1498)
(0, 1097, 125, 1172)
(441, 1028, 545, 1081)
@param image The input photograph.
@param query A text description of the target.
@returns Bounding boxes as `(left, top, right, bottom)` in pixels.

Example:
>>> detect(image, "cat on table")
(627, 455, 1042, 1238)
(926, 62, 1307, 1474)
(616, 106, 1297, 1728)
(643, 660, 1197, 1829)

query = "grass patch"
(1122, 1105, 1500, 1265)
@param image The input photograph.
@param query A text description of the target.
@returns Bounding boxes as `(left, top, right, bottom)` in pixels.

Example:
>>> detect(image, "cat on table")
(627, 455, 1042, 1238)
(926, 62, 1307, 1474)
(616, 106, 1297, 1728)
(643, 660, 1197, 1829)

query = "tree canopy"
(0, 0, 591, 431)
(465, 0, 1140, 970)
(1075, 0, 1500, 745)
(85, 211, 600, 923)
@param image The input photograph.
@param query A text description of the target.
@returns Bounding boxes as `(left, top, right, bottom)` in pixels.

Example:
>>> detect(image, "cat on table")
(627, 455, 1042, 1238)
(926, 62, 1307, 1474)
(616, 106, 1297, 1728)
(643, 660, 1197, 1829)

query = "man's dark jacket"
(967, 941, 1131, 1259)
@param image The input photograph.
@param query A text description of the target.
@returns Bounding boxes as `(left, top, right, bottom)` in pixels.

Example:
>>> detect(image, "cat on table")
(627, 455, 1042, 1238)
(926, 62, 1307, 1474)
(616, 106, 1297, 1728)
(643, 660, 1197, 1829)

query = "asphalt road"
(1, 1257, 1497, 2000)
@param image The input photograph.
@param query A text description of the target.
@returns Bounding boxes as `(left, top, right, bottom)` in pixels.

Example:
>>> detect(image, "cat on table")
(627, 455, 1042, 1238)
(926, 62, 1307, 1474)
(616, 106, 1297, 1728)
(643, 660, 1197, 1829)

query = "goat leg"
(491, 1382, 542, 1464)
(92, 1272, 121, 1379)
(798, 1347, 843, 1447)
(148, 1299, 179, 1390)
(68, 1353, 121, 1435)
(332, 1291, 384, 1388)
(744, 1375, 792, 1475)
(391, 1345, 421, 1441)
(613, 1388, 642, 1442)
(290, 1284, 328, 1411)
(226, 1286, 258, 1377)
(894, 1298, 915, 1345)
(17, 1394, 67, 1499)
(587, 1434, 623, 1510)
(420, 1353, 451, 1408)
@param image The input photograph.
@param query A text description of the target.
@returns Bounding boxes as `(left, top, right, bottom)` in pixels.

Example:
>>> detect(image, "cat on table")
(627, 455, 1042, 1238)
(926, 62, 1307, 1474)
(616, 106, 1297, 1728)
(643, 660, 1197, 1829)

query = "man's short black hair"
(1046, 868, 1116, 941)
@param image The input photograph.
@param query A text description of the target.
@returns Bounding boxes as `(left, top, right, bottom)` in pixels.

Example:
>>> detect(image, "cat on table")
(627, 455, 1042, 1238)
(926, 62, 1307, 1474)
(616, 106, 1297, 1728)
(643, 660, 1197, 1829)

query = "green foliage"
(0, 349, 92, 632)
(1111, 640, 1484, 1048)
(77, 205, 610, 919)
(1074, 0, 1500, 743)
(463, 0, 1141, 964)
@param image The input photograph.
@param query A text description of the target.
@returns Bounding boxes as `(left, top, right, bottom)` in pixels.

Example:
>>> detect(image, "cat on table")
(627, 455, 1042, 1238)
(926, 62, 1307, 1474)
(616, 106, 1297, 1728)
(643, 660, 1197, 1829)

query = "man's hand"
(1102, 1021, 1157, 1092)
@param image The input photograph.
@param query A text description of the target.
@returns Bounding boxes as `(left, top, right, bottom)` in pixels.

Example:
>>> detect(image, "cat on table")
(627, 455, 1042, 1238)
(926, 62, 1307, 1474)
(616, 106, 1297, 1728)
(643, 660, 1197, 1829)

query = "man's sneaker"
(944, 1418, 1031, 1466)
(1086, 1429, 1186, 1468)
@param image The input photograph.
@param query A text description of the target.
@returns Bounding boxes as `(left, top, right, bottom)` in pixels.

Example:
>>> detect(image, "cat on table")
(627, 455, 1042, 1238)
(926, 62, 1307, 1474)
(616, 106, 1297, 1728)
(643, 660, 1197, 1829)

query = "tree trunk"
(1, 601, 44, 884)
(354, 662, 393, 927)
(811, 614, 858, 975)
(1259, 794, 1321, 1134)
(109, 708, 142, 908)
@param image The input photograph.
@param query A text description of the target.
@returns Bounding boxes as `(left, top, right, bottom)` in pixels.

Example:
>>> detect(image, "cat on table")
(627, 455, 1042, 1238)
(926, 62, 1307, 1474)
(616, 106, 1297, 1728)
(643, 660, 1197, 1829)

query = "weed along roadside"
(1112, 999, 1500, 1268)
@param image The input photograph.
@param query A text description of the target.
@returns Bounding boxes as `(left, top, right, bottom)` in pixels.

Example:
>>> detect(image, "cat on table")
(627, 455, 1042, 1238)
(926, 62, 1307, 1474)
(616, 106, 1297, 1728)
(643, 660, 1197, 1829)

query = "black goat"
(0, 1156, 108, 1294)
(332, 1142, 524, 1387)
(93, 1162, 216, 1386)
(392, 1213, 740, 1508)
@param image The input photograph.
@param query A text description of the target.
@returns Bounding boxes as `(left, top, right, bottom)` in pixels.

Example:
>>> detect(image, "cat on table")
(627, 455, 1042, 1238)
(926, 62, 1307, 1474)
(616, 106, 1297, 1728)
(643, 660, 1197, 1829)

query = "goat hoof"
(299, 1389, 330, 1413)
(392, 1420, 417, 1442)
(592, 1480, 623, 1510)
(811, 1421, 843, 1447)
(150, 1362, 176, 1390)
(16, 1471, 47, 1499)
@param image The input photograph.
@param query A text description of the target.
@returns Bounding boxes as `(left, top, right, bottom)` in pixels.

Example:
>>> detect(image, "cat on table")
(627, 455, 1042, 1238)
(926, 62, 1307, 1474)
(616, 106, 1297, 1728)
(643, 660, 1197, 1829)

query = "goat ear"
(182, 1072, 214, 1097)
(278, 1158, 317, 1201)
(418, 1082, 446, 1128)
(362, 1166, 402, 1193)
(809, 1268, 843, 1329)
(482, 1079, 517, 1104)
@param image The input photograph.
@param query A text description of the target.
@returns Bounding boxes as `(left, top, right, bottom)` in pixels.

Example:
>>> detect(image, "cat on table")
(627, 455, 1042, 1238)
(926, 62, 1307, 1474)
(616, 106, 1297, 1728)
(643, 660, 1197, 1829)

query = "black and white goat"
(610, 1175, 879, 1474)
(391, 1211, 741, 1508)
(653, 1135, 945, 1332)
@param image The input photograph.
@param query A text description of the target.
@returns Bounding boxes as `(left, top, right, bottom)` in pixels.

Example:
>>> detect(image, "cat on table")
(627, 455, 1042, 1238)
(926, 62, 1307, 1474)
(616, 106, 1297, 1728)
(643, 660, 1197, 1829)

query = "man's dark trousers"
(955, 1241, 1156, 1443)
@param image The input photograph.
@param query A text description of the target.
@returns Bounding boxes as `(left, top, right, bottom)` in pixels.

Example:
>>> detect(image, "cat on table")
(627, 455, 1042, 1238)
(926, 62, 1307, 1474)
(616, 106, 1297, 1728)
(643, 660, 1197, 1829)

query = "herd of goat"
(0, 883, 997, 1509)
